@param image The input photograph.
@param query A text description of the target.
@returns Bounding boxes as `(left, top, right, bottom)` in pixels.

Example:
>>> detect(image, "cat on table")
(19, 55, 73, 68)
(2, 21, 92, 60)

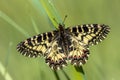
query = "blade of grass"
(0, 62, 13, 80)
(0, 42, 13, 80)
(68, 66, 86, 80)
(30, 0, 47, 16)
(40, 0, 62, 28)
(61, 69, 70, 80)
(5, 42, 13, 70)
(30, 0, 58, 30)
(0, 11, 29, 37)
(31, 17, 40, 34)
(53, 70, 60, 80)
(74, 66, 87, 80)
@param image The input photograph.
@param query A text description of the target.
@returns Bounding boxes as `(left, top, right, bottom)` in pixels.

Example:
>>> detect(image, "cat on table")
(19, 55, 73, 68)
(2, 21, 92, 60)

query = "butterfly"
(17, 23, 110, 70)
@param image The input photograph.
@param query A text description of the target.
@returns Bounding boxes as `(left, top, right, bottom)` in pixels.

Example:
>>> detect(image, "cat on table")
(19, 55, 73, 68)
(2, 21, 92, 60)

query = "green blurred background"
(0, 0, 120, 80)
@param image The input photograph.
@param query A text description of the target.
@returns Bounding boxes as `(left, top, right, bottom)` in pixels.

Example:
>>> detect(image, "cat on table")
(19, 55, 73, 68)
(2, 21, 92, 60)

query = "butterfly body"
(17, 24, 110, 70)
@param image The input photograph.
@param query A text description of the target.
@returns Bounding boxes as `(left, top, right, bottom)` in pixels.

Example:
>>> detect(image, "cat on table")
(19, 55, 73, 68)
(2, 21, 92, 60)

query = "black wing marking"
(17, 23, 110, 70)
(45, 37, 67, 70)
(17, 31, 58, 58)
(67, 24, 110, 45)
(67, 35, 90, 66)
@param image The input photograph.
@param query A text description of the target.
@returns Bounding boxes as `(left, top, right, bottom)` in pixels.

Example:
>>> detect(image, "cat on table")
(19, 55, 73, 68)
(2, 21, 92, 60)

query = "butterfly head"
(58, 23, 65, 31)
(59, 15, 67, 29)
(53, 15, 67, 30)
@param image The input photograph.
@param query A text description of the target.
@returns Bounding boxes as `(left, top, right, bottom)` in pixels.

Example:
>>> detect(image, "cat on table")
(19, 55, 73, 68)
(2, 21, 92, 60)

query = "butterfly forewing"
(17, 30, 58, 58)
(67, 24, 110, 46)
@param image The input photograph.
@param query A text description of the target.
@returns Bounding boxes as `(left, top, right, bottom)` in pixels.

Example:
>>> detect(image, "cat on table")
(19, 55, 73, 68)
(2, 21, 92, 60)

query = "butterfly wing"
(66, 35, 90, 66)
(45, 37, 68, 70)
(67, 24, 110, 46)
(17, 31, 58, 58)
(66, 24, 110, 65)
(17, 24, 110, 69)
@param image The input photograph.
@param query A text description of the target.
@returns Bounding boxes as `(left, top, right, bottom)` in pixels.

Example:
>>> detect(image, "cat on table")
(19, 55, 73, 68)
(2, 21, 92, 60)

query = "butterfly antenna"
(62, 15, 67, 25)
(53, 15, 67, 27)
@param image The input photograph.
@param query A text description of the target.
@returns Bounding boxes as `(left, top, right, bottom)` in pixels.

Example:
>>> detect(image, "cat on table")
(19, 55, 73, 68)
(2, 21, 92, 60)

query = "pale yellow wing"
(17, 30, 58, 58)
(67, 35, 90, 66)
(67, 24, 110, 46)
(66, 24, 110, 66)
(45, 37, 67, 70)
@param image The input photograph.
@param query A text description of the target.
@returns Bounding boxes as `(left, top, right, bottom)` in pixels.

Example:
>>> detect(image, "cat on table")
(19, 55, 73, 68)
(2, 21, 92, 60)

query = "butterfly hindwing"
(17, 31, 58, 58)
(67, 24, 110, 46)
(45, 39, 67, 70)
(67, 35, 90, 66)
